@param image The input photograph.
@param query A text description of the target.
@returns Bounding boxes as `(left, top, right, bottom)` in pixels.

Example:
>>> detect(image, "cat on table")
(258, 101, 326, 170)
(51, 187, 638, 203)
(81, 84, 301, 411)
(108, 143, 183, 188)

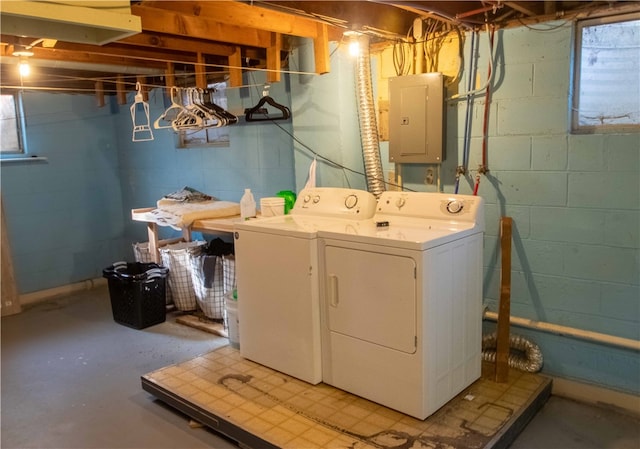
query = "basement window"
(0, 92, 26, 155)
(178, 82, 230, 148)
(572, 13, 640, 133)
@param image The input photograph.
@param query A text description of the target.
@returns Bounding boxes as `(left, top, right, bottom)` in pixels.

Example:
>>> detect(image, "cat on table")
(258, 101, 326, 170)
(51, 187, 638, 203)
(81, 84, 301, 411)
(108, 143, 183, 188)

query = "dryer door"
(324, 245, 417, 353)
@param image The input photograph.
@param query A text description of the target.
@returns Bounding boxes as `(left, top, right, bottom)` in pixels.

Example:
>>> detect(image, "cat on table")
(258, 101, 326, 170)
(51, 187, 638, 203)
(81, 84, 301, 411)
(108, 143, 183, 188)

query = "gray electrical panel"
(389, 73, 444, 164)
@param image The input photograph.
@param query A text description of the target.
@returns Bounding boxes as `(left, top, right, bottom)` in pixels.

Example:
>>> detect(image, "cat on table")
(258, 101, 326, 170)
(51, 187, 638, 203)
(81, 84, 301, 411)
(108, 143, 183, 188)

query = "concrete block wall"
(289, 25, 638, 393)
(1, 93, 126, 293)
(444, 24, 638, 393)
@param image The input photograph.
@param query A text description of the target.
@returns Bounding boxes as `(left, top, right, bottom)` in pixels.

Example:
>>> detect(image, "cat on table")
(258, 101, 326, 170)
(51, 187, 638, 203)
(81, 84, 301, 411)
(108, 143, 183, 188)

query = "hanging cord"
(455, 29, 478, 194)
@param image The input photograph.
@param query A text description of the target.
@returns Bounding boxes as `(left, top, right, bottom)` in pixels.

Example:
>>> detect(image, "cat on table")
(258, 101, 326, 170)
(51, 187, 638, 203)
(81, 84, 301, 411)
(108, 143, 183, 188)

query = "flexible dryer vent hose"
(355, 35, 386, 199)
(482, 332, 544, 373)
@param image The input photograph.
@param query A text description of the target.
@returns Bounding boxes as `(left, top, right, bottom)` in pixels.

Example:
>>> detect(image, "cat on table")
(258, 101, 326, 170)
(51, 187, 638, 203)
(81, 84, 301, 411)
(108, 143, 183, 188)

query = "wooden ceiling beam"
(119, 32, 237, 56)
(504, 2, 540, 17)
(138, 0, 341, 40)
(18, 47, 168, 70)
(131, 4, 271, 49)
(266, 32, 281, 83)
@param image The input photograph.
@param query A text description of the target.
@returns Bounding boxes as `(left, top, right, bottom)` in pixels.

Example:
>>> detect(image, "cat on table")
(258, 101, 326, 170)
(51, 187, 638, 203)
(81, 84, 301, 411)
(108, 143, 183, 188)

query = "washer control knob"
(303, 194, 311, 203)
(344, 194, 358, 209)
(447, 200, 464, 214)
(313, 195, 321, 203)
(395, 197, 406, 209)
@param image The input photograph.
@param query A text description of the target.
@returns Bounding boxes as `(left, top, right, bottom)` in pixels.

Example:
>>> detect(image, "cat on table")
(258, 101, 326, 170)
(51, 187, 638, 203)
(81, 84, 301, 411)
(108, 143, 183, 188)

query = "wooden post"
(165, 62, 176, 88)
(495, 216, 512, 382)
(195, 52, 207, 89)
(95, 80, 105, 108)
(228, 46, 243, 88)
(313, 22, 330, 74)
(1, 195, 21, 316)
(116, 74, 127, 105)
(266, 32, 281, 83)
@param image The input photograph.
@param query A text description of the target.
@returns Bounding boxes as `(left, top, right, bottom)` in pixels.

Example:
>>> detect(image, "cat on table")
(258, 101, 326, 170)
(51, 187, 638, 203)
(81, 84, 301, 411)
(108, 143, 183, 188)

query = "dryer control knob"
(345, 194, 358, 209)
(447, 200, 464, 214)
(313, 195, 321, 203)
(303, 194, 311, 203)
(395, 197, 406, 209)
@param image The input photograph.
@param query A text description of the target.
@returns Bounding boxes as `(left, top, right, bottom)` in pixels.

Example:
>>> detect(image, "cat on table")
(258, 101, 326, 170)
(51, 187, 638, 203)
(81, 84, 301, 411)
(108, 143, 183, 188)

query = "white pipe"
(483, 310, 640, 352)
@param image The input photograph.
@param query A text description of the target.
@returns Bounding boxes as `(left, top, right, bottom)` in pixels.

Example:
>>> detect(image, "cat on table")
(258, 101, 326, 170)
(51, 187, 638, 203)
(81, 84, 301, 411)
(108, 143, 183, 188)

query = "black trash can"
(103, 261, 169, 330)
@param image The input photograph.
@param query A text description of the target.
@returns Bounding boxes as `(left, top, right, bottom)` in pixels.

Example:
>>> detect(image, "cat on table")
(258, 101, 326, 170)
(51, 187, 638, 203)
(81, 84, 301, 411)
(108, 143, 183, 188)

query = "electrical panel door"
(389, 73, 444, 164)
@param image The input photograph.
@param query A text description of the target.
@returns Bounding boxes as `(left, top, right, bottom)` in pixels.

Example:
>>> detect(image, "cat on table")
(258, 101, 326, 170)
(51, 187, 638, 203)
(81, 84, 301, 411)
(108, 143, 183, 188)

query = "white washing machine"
(317, 191, 485, 419)
(233, 187, 377, 384)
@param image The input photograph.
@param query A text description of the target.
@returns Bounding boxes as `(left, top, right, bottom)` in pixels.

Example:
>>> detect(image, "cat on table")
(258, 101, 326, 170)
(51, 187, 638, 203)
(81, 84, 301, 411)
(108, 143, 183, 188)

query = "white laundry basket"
(159, 240, 206, 311)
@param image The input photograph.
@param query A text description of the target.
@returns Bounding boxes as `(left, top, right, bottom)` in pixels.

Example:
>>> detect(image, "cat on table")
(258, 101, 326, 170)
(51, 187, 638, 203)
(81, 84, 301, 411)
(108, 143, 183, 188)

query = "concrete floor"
(2, 285, 639, 449)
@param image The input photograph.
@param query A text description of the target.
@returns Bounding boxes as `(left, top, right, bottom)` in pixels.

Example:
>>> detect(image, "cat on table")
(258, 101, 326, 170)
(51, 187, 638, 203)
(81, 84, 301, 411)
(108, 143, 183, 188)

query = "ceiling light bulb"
(348, 39, 360, 57)
(18, 58, 30, 77)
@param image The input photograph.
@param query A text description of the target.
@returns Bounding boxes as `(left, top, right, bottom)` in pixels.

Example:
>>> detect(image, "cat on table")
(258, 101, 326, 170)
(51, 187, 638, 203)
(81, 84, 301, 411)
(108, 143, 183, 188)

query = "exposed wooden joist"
(120, 32, 236, 56)
(313, 23, 330, 75)
(228, 47, 242, 88)
(116, 74, 127, 104)
(138, 0, 341, 40)
(164, 62, 176, 89)
(195, 52, 206, 89)
(131, 4, 271, 49)
(95, 80, 105, 107)
(266, 32, 281, 83)
(504, 2, 539, 17)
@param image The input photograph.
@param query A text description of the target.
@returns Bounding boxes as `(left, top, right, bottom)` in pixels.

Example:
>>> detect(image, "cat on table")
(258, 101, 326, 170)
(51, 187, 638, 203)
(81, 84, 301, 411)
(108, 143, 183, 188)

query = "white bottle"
(240, 188, 256, 219)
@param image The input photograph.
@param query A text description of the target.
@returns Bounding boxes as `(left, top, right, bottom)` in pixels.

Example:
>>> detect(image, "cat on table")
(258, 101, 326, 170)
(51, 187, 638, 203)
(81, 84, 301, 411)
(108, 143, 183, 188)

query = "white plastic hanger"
(130, 82, 154, 142)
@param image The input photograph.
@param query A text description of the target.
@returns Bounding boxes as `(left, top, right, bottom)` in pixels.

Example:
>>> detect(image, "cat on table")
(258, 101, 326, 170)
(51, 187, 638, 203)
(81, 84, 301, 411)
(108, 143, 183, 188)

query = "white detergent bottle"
(240, 188, 256, 219)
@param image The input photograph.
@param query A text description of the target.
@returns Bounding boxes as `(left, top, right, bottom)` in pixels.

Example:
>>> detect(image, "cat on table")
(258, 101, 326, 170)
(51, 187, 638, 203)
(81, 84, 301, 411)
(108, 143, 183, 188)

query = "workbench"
(131, 207, 242, 263)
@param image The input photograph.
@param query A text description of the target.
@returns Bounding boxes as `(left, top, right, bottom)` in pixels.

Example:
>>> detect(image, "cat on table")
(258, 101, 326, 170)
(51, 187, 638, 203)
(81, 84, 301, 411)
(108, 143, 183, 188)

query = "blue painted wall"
(116, 72, 296, 244)
(287, 25, 639, 394)
(1, 93, 127, 293)
(2, 71, 296, 293)
(1, 21, 637, 395)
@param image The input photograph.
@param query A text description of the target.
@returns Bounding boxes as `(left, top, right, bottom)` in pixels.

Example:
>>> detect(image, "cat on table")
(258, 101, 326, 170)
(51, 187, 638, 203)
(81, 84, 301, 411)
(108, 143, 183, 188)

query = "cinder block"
(605, 134, 640, 172)
(533, 61, 571, 98)
(563, 243, 639, 284)
(499, 24, 571, 65)
(568, 173, 640, 209)
(604, 211, 640, 248)
(485, 136, 531, 170)
(530, 206, 605, 244)
(497, 97, 568, 136)
(532, 135, 567, 170)
(495, 172, 567, 206)
(603, 283, 640, 321)
(530, 273, 600, 314)
(491, 63, 533, 100)
(568, 134, 605, 171)
(513, 239, 564, 275)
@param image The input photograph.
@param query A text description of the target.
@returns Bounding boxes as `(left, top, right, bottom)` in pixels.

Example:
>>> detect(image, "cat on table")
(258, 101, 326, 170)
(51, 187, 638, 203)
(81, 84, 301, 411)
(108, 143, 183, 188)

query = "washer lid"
(317, 216, 482, 250)
(234, 214, 365, 238)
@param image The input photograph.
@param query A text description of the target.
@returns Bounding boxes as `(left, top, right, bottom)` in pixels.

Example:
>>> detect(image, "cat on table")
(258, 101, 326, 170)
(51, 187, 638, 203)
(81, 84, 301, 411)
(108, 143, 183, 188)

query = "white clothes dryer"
(317, 191, 485, 419)
(233, 187, 377, 384)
